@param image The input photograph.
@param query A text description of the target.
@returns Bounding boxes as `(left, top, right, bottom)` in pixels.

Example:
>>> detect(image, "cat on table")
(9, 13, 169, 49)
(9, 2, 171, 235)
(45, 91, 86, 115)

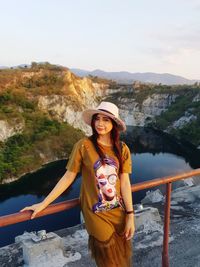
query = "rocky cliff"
(0, 64, 107, 142)
(0, 63, 199, 182)
(1, 66, 199, 142)
(118, 93, 178, 126)
(103, 83, 200, 147)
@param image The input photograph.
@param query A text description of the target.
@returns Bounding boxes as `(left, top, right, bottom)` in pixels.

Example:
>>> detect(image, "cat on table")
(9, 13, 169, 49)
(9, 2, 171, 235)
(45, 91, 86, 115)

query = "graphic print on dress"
(92, 156, 124, 213)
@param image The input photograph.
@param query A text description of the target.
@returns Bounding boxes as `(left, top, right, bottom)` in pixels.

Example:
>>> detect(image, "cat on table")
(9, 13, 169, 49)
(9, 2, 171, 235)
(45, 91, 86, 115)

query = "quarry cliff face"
(0, 66, 199, 142)
(0, 119, 24, 142)
(0, 88, 188, 141)
(37, 71, 107, 135)
(0, 68, 107, 141)
(36, 84, 179, 133)
(0, 65, 199, 183)
(104, 84, 200, 138)
(117, 93, 178, 127)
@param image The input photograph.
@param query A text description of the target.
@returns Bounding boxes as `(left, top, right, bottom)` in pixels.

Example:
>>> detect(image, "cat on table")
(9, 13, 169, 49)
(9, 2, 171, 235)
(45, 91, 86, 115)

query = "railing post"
(162, 182, 172, 267)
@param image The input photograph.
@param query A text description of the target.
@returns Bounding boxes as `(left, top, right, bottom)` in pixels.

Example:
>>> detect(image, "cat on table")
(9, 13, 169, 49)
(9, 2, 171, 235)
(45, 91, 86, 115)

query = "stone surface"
(170, 112, 197, 129)
(118, 93, 178, 127)
(134, 207, 162, 232)
(1, 205, 200, 267)
(192, 93, 200, 102)
(37, 78, 107, 136)
(141, 189, 164, 204)
(0, 119, 24, 142)
(2, 193, 200, 267)
(17, 232, 81, 267)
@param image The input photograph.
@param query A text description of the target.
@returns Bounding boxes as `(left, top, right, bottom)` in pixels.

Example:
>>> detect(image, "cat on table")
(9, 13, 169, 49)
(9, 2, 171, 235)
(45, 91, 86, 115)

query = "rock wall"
(114, 93, 178, 127)
(37, 81, 107, 135)
(0, 119, 24, 142)
(1, 66, 199, 140)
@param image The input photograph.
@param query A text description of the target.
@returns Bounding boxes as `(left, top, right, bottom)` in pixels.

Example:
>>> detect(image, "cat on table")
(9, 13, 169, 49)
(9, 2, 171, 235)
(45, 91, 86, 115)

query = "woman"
(20, 101, 135, 267)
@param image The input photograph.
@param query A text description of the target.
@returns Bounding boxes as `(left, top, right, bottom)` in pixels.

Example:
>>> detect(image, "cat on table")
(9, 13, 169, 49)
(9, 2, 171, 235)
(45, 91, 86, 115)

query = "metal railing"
(1, 168, 200, 267)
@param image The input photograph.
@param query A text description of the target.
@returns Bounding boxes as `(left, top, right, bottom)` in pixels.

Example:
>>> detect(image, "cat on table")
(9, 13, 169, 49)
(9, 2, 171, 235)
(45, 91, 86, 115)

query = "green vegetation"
(0, 117, 84, 182)
(21, 72, 65, 94)
(30, 61, 65, 71)
(1, 63, 200, 182)
(0, 62, 66, 96)
(105, 82, 200, 146)
(0, 65, 85, 182)
(87, 74, 112, 84)
(151, 88, 200, 146)
(170, 120, 200, 146)
(0, 89, 36, 120)
(106, 83, 200, 108)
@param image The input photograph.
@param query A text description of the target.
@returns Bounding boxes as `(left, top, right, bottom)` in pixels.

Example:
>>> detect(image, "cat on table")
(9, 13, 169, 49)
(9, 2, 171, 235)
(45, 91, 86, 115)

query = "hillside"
(0, 62, 200, 183)
(0, 62, 106, 182)
(103, 82, 200, 147)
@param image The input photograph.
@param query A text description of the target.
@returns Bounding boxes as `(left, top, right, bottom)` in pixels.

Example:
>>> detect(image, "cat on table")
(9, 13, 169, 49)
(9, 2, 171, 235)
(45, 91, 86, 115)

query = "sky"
(1, 0, 200, 79)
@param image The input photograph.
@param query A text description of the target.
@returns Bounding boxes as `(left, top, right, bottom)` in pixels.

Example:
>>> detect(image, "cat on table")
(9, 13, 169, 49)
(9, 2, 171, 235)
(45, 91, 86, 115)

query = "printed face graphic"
(92, 157, 122, 213)
(96, 164, 117, 201)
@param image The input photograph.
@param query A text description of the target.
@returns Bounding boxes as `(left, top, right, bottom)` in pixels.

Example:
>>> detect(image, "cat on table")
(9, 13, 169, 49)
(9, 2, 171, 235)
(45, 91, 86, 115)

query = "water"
(131, 152, 192, 202)
(0, 129, 200, 248)
(0, 160, 81, 247)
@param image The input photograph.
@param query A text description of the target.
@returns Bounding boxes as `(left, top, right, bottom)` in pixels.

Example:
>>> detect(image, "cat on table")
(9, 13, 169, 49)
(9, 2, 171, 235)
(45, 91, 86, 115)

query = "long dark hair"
(90, 113, 123, 173)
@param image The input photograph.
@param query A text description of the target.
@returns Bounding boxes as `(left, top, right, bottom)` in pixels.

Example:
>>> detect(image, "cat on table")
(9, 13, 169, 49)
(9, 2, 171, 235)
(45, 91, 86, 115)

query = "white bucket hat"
(82, 101, 126, 132)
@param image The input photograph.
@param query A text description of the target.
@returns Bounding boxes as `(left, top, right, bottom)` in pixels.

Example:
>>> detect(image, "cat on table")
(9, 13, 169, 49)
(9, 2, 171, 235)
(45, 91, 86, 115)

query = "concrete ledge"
(3, 204, 199, 267)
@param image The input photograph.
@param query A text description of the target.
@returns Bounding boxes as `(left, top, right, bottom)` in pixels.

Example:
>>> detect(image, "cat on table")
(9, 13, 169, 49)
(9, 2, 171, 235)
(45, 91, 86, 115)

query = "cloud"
(145, 24, 200, 61)
(176, 0, 200, 10)
(158, 27, 200, 51)
(136, 23, 200, 79)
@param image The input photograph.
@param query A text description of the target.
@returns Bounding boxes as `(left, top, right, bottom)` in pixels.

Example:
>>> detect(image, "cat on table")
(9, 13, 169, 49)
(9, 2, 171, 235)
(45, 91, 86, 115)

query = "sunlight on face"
(94, 114, 113, 136)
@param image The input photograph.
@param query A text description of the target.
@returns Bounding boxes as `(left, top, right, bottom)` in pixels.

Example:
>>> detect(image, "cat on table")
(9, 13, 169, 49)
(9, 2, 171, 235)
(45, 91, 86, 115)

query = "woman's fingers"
(126, 230, 133, 240)
(20, 203, 45, 219)
(20, 205, 39, 218)
(20, 207, 39, 219)
(125, 227, 135, 240)
(125, 229, 131, 240)
(31, 211, 38, 219)
(20, 206, 32, 212)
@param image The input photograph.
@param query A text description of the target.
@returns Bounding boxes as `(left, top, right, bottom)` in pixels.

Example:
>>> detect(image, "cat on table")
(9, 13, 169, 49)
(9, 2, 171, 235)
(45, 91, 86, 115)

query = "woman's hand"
(124, 214, 135, 240)
(19, 171, 77, 220)
(20, 202, 47, 220)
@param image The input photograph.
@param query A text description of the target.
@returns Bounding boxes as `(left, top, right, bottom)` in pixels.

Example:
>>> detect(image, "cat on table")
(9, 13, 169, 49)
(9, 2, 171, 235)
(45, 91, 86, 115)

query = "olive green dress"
(66, 137, 133, 267)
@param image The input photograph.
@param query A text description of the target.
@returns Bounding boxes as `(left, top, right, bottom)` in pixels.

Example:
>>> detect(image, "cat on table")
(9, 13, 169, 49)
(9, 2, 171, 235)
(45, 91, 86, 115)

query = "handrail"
(131, 168, 200, 192)
(0, 198, 80, 227)
(1, 169, 199, 228)
(0, 168, 200, 267)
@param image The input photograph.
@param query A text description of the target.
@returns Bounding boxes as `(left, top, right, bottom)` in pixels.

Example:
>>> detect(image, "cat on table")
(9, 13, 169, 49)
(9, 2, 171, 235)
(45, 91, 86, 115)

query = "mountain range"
(0, 64, 198, 85)
(70, 68, 198, 85)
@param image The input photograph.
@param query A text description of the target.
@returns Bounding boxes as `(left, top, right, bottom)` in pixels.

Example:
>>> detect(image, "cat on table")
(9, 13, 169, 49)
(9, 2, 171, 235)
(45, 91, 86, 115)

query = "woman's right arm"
(20, 170, 77, 219)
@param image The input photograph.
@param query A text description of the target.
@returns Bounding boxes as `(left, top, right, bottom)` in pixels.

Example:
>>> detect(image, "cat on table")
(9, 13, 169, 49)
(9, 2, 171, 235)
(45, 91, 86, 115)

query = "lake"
(0, 128, 200, 247)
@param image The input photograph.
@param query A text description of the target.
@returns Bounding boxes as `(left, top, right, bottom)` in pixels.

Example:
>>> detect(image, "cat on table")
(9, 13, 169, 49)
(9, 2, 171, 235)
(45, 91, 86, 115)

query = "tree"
(31, 62, 38, 69)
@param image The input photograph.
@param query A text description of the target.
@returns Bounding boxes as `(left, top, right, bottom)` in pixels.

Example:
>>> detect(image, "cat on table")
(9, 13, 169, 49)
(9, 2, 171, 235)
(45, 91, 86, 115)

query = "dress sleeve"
(66, 139, 84, 173)
(121, 142, 132, 174)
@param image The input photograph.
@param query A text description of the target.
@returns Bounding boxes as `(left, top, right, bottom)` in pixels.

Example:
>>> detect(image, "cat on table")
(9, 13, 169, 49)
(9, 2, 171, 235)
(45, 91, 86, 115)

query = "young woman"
(20, 101, 135, 267)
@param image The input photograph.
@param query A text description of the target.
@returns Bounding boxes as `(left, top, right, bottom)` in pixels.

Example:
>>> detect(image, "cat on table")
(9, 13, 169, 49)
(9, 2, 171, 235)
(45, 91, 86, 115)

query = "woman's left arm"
(120, 173, 135, 240)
